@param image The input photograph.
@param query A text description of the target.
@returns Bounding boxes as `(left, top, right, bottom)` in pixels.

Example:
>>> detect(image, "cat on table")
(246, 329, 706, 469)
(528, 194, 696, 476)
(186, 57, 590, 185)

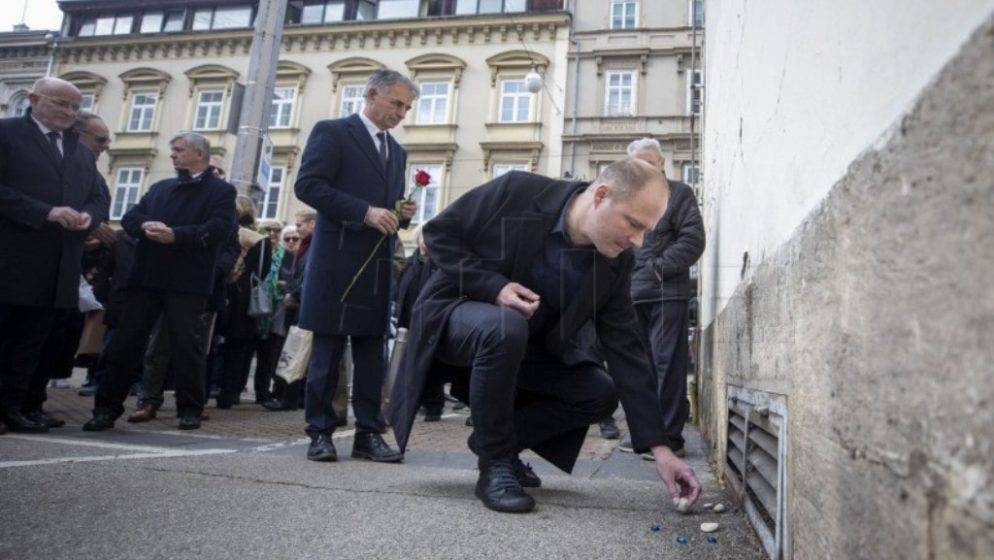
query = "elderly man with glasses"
(0, 77, 109, 434)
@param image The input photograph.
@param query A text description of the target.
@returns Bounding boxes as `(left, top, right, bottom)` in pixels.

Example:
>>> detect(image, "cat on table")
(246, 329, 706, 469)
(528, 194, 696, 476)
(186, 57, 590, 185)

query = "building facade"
(0, 28, 53, 119)
(562, 0, 703, 183)
(48, 0, 569, 233)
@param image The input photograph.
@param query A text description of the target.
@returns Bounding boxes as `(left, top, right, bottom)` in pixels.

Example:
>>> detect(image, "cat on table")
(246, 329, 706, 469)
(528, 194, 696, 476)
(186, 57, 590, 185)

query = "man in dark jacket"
(387, 160, 701, 513)
(294, 69, 417, 463)
(623, 139, 706, 457)
(84, 133, 236, 431)
(0, 77, 108, 434)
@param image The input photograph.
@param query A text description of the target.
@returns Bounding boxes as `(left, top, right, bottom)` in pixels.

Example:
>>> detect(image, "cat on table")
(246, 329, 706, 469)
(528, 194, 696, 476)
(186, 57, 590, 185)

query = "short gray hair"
(365, 69, 419, 99)
(594, 157, 667, 201)
(72, 110, 103, 133)
(626, 137, 663, 157)
(170, 132, 211, 162)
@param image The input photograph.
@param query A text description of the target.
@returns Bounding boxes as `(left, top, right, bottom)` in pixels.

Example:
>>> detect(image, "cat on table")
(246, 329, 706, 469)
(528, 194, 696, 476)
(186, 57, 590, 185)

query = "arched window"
(9, 92, 29, 117)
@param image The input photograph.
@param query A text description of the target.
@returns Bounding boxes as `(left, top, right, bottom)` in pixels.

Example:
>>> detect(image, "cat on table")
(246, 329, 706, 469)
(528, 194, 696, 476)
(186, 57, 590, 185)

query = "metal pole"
(229, 0, 287, 197)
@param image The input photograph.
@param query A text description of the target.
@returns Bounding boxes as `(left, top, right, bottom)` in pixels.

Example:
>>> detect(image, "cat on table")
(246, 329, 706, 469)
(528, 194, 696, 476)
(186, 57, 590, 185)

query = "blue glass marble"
(707, 536, 719, 544)
(650, 524, 661, 532)
(677, 536, 688, 544)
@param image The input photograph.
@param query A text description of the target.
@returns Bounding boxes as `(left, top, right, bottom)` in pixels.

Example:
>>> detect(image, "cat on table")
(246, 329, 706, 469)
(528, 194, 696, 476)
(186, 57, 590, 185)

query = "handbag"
(275, 326, 313, 383)
(78, 276, 103, 313)
(247, 243, 273, 318)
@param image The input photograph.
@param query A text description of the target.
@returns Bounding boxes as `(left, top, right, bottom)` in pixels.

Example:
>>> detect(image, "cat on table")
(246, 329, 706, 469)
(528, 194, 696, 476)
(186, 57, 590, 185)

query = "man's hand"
(399, 200, 416, 221)
(92, 222, 117, 244)
(283, 294, 298, 309)
(142, 221, 176, 244)
(364, 206, 400, 235)
(650, 445, 702, 505)
(75, 212, 92, 231)
(495, 282, 541, 319)
(46, 206, 84, 230)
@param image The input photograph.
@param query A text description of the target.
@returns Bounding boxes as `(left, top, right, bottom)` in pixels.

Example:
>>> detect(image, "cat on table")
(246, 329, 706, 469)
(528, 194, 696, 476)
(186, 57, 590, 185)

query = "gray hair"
(365, 69, 419, 99)
(594, 157, 667, 201)
(626, 137, 663, 157)
(72, 110, 103, 133)
(281, 224, 298, 239)
(169, 132, 211, 162)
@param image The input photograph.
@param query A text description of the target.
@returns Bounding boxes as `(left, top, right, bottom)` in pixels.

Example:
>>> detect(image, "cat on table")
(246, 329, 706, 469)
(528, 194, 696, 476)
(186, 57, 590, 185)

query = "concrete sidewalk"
(0, 381, 766, 559)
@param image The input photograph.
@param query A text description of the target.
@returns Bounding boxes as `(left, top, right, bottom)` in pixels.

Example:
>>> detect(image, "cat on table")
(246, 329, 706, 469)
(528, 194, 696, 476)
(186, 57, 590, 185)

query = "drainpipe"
(566, 0, 581, 177)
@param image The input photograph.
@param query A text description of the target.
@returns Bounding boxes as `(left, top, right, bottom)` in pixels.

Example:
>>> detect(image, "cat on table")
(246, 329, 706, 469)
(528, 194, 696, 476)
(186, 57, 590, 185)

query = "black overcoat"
(0, 111, 109, 308)
(294, 113, 407, 336)
(388, 172, 670, 473)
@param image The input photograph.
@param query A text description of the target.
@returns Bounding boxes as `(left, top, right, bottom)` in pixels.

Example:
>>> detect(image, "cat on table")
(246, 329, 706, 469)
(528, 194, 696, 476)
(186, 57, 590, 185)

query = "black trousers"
(24, 308, 85, 413)
(634, 300, 690, 450)
(305, 334, 384, 436)
(141, 312, 215, 408)
(95, 289, 208, 418)
(438, 301, 617, 466)
(0, 304, 55, 414)
(253, 333, 284, 400)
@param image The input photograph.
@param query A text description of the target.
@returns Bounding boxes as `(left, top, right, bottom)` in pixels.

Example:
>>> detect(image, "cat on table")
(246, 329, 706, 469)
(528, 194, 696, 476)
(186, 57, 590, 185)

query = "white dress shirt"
(358, 110, 389, 161)
(31, 115, 63, 156)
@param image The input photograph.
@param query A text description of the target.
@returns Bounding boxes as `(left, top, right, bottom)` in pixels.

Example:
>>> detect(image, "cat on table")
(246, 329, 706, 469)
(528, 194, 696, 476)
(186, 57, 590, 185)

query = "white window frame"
(193, 89, 225, 131)
(407, 163, 442, 225)
(687, 69, 702, 115)
(269, 86, 296, 129)
(140, 11, 163, 33)
(604, 70, 637, 117)
(416, 81, 450, 125)
(491, 162, 528, 179)
(498, 79, 532, 123)
(127, 91, 158, 132)
(10, 92, 30, 117)
(339, 84, 366, 117)
(682, 162, 700, 185)
(689, 0, 704, 27)
(80, 93, 96, 112)
(610, 0, 638, 30)
(110, 167, 144, 220)
(261, 165, 285, 219)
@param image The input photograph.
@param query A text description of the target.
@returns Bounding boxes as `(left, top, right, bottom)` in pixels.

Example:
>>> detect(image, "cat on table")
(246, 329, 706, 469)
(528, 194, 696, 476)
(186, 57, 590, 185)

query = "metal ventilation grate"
(726, 386, 790, 559)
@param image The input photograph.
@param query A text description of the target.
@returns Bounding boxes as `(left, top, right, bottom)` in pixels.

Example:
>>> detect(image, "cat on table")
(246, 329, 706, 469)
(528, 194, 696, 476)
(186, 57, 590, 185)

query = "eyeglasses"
(82, 130, 111, 145)
(283, 237, 300, 242)
(37, 93, 81, 112)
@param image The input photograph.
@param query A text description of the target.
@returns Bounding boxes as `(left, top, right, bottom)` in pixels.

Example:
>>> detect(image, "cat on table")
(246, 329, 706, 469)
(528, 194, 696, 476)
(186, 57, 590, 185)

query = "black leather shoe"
(598, 419, 620, 440)
(0, 421, 6, 435)
(351, 431, 403, 463)
(511, 455, 542, 488)
(82, 413, 115, 432)
(475, 458, 536, 513)
(262, 398, 293, 411)
(178, 415, 201, 430)
(424, 411, 442, 422)
(4, 411, 49, 433)
(307, 434, 337, 462)
(25, 411, 65, 428)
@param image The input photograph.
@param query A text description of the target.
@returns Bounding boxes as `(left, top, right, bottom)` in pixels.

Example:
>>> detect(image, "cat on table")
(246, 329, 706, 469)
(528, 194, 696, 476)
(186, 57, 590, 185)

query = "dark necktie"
(375, 131, 388, 167)
(47, 131, 62, 160)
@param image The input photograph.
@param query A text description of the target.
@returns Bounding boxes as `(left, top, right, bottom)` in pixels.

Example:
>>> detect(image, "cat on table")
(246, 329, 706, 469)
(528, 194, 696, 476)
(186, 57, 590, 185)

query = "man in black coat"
(294, 69, 417, 463)
(84, 133, 236, 432)
(625, 139, 706, 456)
(388, 159, 701, 513)
(0, 77, 108, 433)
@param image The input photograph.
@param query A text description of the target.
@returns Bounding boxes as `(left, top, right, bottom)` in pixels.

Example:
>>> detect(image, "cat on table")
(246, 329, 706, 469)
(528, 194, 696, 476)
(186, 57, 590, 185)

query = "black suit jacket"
(0, 111, 109, 308)
(388, 171, 670, 472)
(294, 113, 408, 336)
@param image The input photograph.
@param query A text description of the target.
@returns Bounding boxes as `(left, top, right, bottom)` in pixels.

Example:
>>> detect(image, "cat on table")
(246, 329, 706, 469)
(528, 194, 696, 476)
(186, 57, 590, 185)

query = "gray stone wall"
(698, 17, 994, 559)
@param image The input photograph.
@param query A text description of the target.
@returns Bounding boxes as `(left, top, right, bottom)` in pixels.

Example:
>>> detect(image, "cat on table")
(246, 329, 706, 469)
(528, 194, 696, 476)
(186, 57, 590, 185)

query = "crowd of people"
(1, 70, 704, 515)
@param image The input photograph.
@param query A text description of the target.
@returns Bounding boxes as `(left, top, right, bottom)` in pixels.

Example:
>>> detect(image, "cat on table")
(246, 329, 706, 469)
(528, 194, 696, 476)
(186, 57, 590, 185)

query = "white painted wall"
(699, 0, 994, 327)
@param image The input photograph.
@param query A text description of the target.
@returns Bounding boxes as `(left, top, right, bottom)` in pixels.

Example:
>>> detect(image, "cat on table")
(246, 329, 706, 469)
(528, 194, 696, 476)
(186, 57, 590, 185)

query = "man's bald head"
(29, 77, 82, 132)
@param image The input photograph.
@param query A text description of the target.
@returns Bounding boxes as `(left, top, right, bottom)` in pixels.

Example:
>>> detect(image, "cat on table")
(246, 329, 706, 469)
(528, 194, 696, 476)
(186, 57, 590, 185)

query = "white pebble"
(703, 503, 713, 509)
(700, 522, 720, 533)
(674, 497, 691, 513)
(713, 503, 726, 513)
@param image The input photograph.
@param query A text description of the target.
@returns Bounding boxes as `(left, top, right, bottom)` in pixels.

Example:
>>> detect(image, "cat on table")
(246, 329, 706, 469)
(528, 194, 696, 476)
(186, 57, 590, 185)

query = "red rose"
(414, 169, 432, 187)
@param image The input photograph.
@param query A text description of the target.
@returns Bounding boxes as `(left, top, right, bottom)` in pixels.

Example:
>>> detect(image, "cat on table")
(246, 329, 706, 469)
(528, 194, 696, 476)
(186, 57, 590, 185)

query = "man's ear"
(593, 184, 610, 206)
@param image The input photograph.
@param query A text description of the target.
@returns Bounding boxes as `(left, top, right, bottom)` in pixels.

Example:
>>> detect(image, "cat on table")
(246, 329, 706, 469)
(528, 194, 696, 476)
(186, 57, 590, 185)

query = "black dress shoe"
(262, 398, 294, 411)
(82, 413, 115, 432)
(178, 415, 201, 430)
(0, 422, 6, 435)
(4, 411, 49, 433)
(511, 455, 542, 488)
(598, 419, 620, 440)
(424, 410, 442, 422)
(215, 396, 234, 410)
(475, 458, 536, 513)
(25, 411, 66, 428)
(351, 431, 403, 463)
(307, 434, 337, 462)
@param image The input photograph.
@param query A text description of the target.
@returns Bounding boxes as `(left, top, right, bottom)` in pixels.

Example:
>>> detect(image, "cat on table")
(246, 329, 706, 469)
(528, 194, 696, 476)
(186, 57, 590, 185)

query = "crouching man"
(388, 159, 701, 512)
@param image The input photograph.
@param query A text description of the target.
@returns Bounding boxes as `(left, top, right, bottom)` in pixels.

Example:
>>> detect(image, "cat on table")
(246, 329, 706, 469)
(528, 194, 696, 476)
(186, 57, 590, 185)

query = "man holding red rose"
(294, 69, 418, 463)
